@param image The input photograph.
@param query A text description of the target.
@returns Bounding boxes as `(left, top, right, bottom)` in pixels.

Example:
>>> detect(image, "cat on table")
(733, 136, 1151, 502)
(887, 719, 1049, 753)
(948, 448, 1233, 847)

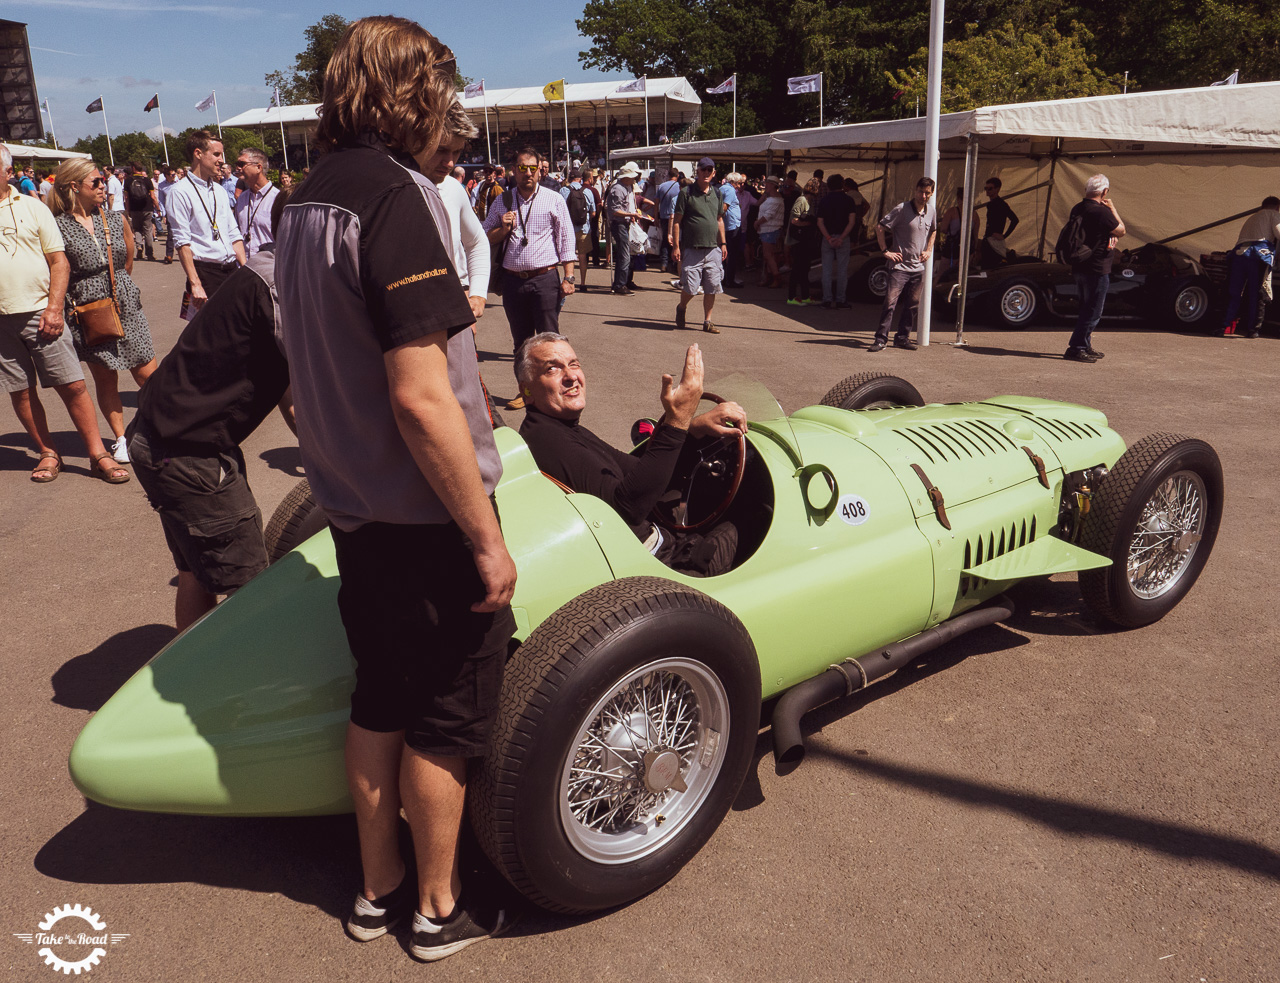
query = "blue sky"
(22, 1, 624, 145)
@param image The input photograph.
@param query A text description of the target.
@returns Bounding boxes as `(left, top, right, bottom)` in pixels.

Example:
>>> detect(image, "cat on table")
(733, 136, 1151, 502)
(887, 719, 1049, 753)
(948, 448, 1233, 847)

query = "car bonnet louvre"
(890, 421, 1021, 463)
(1033, 418, 1103, 442)
(961, 515, 1037, 596)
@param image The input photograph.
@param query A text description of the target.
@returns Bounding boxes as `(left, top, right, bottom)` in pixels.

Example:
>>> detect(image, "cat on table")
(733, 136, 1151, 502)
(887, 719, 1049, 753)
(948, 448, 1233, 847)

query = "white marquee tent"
(616, 81, 1280, 337)
(3, 143, 92, 162)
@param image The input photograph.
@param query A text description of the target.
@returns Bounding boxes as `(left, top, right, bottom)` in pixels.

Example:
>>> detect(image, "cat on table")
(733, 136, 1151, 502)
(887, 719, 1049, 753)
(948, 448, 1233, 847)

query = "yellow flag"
(543, 79, 565, 102)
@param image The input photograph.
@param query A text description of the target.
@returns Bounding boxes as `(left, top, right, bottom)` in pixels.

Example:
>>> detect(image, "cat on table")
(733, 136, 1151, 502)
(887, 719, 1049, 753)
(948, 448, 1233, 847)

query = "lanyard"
(515, 186, 539, 246)
(241, 185, 272, 248)
(186, 175, 223, 243)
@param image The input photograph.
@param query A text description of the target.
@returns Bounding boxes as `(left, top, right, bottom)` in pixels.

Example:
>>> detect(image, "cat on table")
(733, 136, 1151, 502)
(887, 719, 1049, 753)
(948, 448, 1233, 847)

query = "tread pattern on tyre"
(820, 372, 924, 410)
(263, 478, 320, 564)
(470, 576, 755, 913)
(1077, 432, 1211, 625)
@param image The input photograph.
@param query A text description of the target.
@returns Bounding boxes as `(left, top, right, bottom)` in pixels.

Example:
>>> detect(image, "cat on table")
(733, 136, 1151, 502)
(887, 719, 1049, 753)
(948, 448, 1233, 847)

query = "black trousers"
(501, 269, 561, 357)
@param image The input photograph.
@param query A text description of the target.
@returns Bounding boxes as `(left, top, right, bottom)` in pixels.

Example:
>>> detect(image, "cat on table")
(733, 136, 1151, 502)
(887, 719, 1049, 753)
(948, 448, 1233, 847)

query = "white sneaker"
(112, 436, 130, 463)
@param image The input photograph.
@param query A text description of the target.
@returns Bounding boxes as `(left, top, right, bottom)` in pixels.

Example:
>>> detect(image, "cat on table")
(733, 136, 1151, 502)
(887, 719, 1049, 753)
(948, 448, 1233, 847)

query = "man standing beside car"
(871, 177, 937, 352)
(1063, 174, 1125, 363)
(1217, 195, 1279, 338)
(276, 17, 516, 962)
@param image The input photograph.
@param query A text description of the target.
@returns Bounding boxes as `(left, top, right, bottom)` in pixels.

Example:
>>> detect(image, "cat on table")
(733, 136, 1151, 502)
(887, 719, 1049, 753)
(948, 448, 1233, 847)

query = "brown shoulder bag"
(73, 211, 125, 346)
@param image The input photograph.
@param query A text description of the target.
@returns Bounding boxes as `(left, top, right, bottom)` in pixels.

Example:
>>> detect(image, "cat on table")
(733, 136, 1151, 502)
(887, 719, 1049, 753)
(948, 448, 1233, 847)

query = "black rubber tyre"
(470, 576, 760, 913)
(1165, 279, 1212, 330)
(851, 256, 889, 302)
(263, 478, 329, 564)
(1078, 433, 1223, 628)
(820, 372, 925, 411)
(989, 277, 1041, 328)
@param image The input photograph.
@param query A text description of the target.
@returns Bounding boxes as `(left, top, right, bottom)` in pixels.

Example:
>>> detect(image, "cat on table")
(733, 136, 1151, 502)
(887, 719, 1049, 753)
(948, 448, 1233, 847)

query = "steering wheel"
(650, 391, 748, 532)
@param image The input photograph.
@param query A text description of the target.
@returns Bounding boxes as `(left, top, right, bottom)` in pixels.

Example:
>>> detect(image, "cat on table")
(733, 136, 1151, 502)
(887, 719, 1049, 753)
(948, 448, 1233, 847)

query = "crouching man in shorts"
(672, 156, 728, 334)
(127, 188, 295, 630)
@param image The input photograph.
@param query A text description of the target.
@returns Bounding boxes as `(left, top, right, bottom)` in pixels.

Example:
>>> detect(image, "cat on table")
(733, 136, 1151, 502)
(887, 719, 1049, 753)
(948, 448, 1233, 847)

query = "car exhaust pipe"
(771, 596, 1015, 772)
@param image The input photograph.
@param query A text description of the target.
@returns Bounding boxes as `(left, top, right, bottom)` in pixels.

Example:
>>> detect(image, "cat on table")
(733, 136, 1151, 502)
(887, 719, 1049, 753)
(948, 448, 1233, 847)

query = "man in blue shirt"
(718, 176, 741, 288)
(560, 166, 597, 292)
(654, 168, 682, 273)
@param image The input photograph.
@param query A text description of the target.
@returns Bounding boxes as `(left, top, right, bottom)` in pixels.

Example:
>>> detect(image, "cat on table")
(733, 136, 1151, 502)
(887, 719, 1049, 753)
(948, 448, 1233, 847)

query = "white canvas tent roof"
(221, 76, 702, 136)
(221, 104, 320, 128)
(614, 81, 1280, 161)
(3, 143, 92, 162)
(460, 76, 699, 129)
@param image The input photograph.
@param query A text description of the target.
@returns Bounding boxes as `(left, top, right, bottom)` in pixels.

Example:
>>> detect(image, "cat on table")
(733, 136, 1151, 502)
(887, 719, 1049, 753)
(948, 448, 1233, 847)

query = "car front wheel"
(470, 577, 760, 913)
(1078, 433, 1223, 627)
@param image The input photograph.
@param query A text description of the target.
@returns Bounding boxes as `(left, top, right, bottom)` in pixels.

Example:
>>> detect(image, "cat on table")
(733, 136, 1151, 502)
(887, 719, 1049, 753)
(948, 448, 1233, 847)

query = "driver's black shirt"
(520, 406, 688, 540)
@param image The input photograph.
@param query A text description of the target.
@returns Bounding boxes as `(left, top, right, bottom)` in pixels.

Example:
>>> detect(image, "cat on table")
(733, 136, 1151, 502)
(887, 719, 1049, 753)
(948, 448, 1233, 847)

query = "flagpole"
(562, 91, 570, 173)
(275, 90, 290, 172)
(100, 98, 115, 167)
(213, 91, 223, 141)
(156, 104, 171, 165)
(482, 80, 492, 163)
(42, 100, 58, 149)
(819, 73, 824, 127)
(733, 76, 737, 138)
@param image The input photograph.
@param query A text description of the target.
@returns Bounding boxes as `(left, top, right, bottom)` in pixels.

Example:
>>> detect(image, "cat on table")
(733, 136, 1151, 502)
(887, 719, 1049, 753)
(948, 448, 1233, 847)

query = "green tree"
(886, 20, 1126, 113)
(71, 131, 168, 169)
(265, 14, 349, 104)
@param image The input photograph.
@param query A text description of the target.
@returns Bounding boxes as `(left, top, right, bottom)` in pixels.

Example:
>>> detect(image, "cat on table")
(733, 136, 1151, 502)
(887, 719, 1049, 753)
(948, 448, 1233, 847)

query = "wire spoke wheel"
(560, 658, 729, 864)
(1126, 470, 1207, 598)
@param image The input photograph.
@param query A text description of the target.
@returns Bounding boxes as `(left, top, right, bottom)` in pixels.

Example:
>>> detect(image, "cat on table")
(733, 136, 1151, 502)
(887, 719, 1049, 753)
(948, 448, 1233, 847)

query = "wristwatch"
(563, 275, 576, 284)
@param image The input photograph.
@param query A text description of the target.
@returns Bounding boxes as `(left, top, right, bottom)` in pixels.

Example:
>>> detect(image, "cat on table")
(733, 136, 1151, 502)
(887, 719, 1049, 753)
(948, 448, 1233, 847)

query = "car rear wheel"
(852, 257, 888, 302)
(990, 278, 1040, 328)
(1078, 434, 1222, 627)
(1168, 281, 1211, 329)
(820, 373, 925, 410)
(263, 479, 329, 563)
(470, 577, 760, 913)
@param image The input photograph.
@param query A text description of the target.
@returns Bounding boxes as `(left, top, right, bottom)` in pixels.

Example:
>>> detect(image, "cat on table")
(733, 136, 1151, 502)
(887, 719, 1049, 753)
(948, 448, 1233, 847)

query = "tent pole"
(304, 124, 310, 169)
(1036, 140, 1061, 260)
(484, 87, 492, 165)
(547, 107, 552, 170)
(917, 0, 944, 347)
(563, 95, 570, 173)
(644, 79, 650, 148)
(876, 148, 890, 220)
(953, 133, 980, 345)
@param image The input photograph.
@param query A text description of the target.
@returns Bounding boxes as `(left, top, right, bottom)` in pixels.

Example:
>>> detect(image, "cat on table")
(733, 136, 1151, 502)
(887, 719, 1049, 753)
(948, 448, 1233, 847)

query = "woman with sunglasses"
(50, 159, 158, 466)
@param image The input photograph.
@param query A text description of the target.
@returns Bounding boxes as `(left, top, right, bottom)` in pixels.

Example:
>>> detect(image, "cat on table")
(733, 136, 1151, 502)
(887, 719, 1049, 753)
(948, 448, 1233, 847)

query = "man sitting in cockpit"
(516, 332, 745, 576)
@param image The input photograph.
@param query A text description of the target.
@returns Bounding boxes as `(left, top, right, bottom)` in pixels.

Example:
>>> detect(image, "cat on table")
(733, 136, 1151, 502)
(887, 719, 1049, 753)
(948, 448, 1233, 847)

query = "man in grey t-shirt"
(871, 176, 937, 352)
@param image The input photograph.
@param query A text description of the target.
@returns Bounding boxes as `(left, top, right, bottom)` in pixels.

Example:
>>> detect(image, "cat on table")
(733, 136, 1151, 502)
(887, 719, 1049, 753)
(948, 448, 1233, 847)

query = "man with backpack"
(1058, 173, 1124, 363)
(560, 166, 596, 293)
(126, 161, 160, 261)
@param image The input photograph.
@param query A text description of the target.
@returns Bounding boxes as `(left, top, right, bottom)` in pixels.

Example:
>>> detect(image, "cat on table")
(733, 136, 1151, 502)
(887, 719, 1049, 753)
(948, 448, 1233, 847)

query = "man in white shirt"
(231, 147, 279, 257)
(106, 169, 125, 212)
(1219, 195, 1280, 338)
(156, 165, 177, 264)
(166, 130, 246, 318)
(418, 100, 490, 321)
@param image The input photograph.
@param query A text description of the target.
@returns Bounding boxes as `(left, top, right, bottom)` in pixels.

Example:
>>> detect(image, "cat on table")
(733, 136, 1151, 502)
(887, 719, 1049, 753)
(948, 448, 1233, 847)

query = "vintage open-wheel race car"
(69, 373, 1223, 913)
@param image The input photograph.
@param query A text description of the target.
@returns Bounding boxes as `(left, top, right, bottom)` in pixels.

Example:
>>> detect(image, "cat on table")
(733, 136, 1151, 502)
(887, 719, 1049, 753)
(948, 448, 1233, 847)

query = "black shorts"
(330, 520, 515, 757)
(128, 430, 268, 595)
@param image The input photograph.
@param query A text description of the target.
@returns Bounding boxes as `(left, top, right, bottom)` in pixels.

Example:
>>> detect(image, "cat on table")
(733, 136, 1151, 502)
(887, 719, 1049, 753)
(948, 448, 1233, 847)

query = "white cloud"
(146, 124, 178, 139)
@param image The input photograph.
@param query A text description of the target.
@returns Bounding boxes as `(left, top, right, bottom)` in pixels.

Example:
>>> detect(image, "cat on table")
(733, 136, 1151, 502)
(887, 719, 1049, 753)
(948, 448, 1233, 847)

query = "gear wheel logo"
(13, 903, 129, 975)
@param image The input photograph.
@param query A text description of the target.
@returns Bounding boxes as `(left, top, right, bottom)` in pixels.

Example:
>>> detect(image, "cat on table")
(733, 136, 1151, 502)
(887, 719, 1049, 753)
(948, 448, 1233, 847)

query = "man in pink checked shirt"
(482, 145, 576, 410)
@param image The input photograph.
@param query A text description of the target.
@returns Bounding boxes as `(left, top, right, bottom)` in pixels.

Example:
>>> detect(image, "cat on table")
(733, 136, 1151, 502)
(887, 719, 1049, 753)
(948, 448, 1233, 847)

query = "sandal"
(92, 452, 131, 484)
(30, 454, 62, 483)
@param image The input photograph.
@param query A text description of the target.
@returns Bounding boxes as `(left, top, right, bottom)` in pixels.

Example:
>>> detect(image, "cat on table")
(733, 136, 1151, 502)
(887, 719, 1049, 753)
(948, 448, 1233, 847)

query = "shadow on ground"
(51, 624, 177, 711)
(260, 445, 304, 478)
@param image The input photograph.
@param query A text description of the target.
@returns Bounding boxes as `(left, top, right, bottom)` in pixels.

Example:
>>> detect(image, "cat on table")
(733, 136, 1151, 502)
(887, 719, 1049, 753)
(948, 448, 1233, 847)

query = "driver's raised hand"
(660, 344, 704, 430)
(690, 400, 747, 438)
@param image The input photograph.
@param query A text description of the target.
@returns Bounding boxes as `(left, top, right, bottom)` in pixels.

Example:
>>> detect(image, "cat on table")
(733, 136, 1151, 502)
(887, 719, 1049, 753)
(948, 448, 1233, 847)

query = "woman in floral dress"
(50, 158, 158, 463)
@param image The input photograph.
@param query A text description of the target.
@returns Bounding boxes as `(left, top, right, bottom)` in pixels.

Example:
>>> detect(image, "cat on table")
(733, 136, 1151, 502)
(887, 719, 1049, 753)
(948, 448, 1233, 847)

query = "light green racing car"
(68, 372, 1222, 914)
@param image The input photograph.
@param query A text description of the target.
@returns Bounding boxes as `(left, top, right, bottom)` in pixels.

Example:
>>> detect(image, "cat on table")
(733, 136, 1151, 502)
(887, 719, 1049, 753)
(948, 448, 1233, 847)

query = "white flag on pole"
(195, 92, 216, 112)
(464, 79, 485, 99)
(615, 76, 647, 94)
(271, 87, 283, 107)
(1210, 69, 1239, 86)
(706, 75, 736, 95)
(787, 74, 822, 94)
